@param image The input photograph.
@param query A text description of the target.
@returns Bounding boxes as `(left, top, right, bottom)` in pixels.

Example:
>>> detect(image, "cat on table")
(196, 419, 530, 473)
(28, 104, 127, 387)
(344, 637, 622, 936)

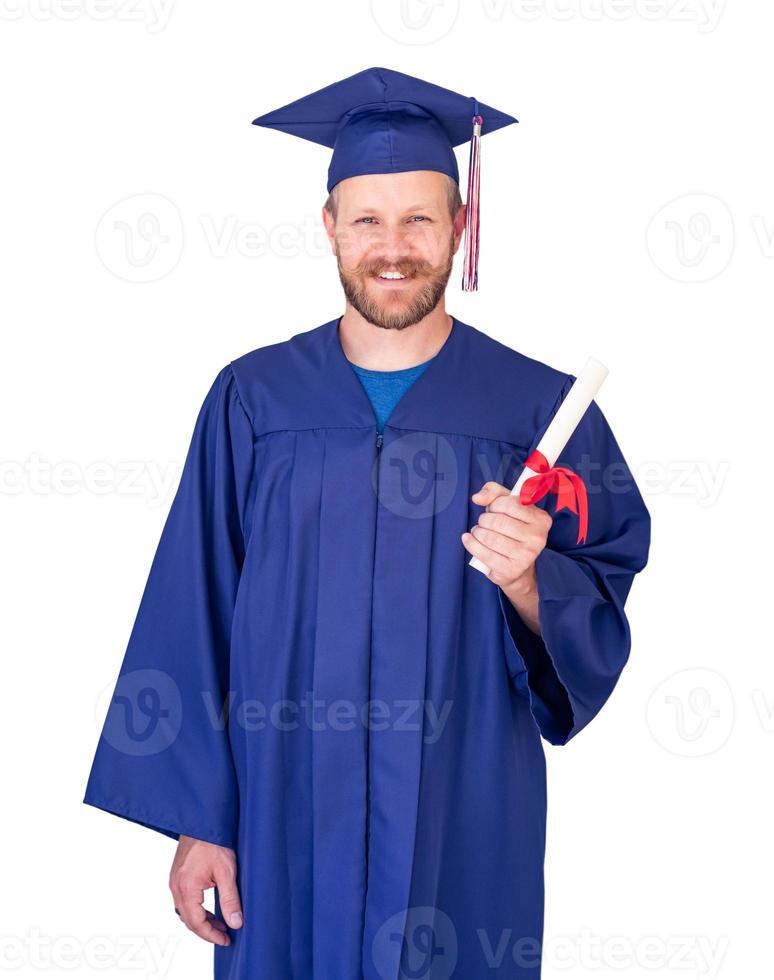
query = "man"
(84, 67, 651, 979)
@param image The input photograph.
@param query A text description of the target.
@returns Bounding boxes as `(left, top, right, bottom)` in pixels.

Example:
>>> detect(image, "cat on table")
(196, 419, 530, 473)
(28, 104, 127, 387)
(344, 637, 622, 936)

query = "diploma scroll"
(469, 357, 609, 577)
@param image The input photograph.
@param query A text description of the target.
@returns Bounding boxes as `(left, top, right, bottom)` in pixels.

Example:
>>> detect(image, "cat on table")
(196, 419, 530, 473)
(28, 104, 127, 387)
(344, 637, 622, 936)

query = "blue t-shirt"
(350, 356, 435, 433)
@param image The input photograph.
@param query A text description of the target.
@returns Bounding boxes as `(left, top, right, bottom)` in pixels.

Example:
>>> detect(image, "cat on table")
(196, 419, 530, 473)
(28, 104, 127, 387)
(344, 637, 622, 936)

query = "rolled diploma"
(469, 356, 609, 576)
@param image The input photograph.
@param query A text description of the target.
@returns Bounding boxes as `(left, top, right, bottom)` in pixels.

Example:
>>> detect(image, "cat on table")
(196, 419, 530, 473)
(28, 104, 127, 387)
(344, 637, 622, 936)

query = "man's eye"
(356, 217, 377, 224)
(409, 215, 429, 222)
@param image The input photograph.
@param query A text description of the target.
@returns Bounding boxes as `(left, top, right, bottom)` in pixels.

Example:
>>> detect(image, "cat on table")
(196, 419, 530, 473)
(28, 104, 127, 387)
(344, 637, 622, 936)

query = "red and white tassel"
(462, 112, 483, 292)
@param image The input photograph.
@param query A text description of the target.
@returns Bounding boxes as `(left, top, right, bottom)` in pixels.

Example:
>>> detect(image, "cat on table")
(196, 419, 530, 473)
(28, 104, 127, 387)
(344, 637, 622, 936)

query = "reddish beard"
(335, 236, 455, 331)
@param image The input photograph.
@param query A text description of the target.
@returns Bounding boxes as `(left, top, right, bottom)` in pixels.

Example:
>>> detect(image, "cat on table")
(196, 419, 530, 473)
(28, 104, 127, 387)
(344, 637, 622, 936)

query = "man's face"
(323, 170, 466, 331)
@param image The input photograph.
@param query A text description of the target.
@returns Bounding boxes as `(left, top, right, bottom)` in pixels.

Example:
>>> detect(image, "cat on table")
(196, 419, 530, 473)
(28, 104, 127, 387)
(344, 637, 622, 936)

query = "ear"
(321, 205, 336, 253)
(452, 202, 467, 254)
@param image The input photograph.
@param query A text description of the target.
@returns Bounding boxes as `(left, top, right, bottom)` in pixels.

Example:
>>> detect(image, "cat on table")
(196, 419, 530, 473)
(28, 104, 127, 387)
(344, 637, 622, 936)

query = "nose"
(371, 222, 413, 257)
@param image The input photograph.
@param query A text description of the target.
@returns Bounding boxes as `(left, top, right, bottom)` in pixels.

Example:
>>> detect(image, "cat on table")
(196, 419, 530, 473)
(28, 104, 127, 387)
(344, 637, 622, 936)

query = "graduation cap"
(252, 67, 518, 292)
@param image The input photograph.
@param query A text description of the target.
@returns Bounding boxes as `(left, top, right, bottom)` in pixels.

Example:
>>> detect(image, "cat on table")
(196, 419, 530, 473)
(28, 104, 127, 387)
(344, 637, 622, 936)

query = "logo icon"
(646, 193, 734, 283)
(96, 193, 184, 282)
(370, 0, 460, 45)
(372, 906, 457, 979)
(99, 668, 183, 756)
(646, 668, 734, 757)
(375, 432, 458, 519)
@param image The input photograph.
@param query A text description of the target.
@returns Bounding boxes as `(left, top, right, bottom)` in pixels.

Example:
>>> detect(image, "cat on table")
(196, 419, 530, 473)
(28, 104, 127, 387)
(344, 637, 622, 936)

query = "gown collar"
(326, 314, 462, 433)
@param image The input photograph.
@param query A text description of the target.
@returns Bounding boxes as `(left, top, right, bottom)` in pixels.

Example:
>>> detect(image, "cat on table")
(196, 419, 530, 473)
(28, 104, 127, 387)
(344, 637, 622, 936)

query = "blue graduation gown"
(84, 315, 650, 979)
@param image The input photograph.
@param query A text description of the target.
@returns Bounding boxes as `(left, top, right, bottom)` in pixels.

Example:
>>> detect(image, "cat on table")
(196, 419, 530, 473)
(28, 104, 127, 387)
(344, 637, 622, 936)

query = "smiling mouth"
(371, 271, 415, 285)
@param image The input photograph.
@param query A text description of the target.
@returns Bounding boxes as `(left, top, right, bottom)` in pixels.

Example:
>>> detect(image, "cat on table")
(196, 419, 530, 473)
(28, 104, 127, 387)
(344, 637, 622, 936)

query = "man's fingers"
(472, 484, 549, 531)
(469, 524, 517, 561)
(169, 839, 241, 947)
(476, 510, 529, 544)
(189, 908, 232, 946)
(174, 881, 205, 931)
(205, 911, 230, 936)
(182, 897, 232, 947)
(172, 879, 231, 947)
(487, 493, 548, 527)
(471, 481, 510, 504)
(461, 531, 511, 582)
(170, 875, 203, 927)
(214, 861, 243, 930)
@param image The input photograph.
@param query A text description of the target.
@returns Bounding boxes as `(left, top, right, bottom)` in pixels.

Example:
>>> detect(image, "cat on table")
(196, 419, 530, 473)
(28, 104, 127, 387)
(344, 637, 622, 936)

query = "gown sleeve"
(498, 375, 651, 747)
(83, 364, 255, 848)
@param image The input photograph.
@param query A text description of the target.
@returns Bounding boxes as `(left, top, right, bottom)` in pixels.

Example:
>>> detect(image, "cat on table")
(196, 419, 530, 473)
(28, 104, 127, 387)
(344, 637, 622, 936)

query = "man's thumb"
(215, 867, 243, 929)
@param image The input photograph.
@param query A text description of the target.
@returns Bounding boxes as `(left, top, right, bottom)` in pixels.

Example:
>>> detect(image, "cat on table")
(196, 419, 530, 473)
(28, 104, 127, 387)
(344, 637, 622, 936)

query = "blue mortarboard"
(252, 67, 518, 291)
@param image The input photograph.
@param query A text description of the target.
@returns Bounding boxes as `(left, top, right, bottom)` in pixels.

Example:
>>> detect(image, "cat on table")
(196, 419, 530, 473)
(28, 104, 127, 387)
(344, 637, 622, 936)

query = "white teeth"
(378, 271, 406, 279)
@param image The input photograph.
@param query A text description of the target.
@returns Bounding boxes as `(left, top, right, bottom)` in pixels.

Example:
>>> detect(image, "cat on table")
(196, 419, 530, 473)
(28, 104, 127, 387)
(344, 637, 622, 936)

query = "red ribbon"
(519, 449, 589, 545)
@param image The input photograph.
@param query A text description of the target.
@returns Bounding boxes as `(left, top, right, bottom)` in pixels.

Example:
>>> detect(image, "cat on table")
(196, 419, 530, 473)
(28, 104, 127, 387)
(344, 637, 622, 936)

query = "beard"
(335, 233, 455, 331)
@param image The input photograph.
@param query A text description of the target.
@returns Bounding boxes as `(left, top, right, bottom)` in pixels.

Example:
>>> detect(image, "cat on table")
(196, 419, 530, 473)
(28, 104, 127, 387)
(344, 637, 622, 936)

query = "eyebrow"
(352, 203, 436, 214)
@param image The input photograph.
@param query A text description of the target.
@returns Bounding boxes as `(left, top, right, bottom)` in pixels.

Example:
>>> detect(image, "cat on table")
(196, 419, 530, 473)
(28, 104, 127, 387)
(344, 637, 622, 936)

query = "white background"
(1, 0, 771, 977)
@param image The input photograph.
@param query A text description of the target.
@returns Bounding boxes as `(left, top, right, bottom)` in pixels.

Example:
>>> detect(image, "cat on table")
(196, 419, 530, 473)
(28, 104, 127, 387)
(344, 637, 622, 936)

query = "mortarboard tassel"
(462, 108, 483, 292)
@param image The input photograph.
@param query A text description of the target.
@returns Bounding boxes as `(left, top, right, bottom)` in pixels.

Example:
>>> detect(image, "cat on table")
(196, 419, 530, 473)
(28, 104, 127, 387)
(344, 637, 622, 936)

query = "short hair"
(324, 173, 462, 222)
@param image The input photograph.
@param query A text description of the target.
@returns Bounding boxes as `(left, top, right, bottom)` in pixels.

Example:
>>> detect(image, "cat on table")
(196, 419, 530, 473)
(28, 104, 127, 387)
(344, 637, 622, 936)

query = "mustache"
(353, 259, 435, 278)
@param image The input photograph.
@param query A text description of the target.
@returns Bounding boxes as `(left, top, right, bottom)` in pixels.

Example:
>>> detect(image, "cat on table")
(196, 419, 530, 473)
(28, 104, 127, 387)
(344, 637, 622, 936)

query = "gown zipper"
(364, 429, 382, 933)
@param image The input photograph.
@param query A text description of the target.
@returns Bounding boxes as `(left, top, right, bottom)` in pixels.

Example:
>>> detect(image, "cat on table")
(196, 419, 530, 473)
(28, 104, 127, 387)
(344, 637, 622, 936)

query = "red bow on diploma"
(519, 449, 589, 545)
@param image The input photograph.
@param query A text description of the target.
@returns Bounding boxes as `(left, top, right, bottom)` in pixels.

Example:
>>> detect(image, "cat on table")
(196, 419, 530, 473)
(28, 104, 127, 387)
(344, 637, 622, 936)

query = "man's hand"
(461, 481, 552, 635)
(169, 835, 243, 947)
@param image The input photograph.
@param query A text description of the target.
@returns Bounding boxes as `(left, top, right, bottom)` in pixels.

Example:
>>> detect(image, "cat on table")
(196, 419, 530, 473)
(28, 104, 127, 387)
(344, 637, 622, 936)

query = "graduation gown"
(84, 315, 651, 979)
